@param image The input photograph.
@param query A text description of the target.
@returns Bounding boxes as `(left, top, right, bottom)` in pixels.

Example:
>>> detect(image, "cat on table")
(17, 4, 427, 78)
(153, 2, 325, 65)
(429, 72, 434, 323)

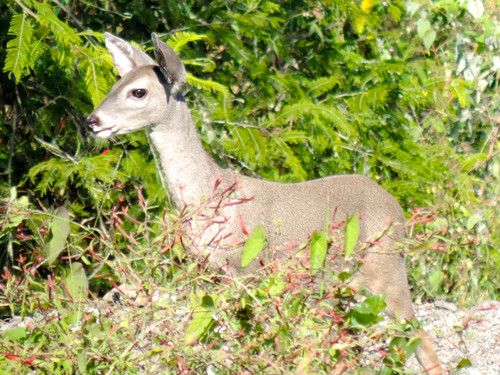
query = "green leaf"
(3, 12, 33, 82)
(405, 337, 422, 357)
(183, 57, 216, 72)
(428, 270, 444, 293)
(310, 231, 328, 275)
(387, 336, 420, 364)
(354, 295, 386, 314)
(45, 207, 71, 265)
(277, 99, 353, 136)
(353, 14, 368, 34)
(416, 18, 436, 50)
(388, 4, 402, 22)
(348, 295, 386, 326)
(187, 73, 230, 96)
(270, 137, 308, 180)
(35, 3, 81, 45)
(241, 225, 267, 268)
(456, 358, 472, 369)
(16, 196, 29, 210)
(226, 126, 270, 167)
(344, 213, 360, 258)
(65, 262, 89, 302)
(3, 327, 28, 342)
(184, 295, 215, 345)
(422, 29, 436, 50)
(466, 213, 482, 230)
(461, 153, 488, 172)
(450, 79, 472, 107)
(77, 352, 87, 374)
(83, 55, 111, 106)
(165, 31, 207, 52)
(5, 188, 30, 229)
(360, 0, 377, 13)
(304, 75, 341, 97)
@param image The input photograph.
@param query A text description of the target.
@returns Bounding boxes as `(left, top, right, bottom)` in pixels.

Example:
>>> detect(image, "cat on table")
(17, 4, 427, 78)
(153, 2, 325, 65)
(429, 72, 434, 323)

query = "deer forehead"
(113, 67, 161, 93)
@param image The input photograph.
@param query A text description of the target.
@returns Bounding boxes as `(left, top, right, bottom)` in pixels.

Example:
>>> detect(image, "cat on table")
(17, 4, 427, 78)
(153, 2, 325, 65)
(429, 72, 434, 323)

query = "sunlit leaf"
(187, 73, 230, 96)
(3, 12, 33, 81)
(417, 18, 436, 50)
(3, 327, 28, 342)
(65, 262, 89, 302)
(310, 231, 328, 275)
(360, 0, 377, 13)
(467, 0, 484, 19)
(184, 295, 215, 345)
(165, 31, 207, 52)
(344, 213, 360, 258)
(348, 295, 386, 326)
(241, 225, 267, 268)
(45, 206, 71, 265)
(428, 270, 444, 293)
(456, 358, 472, 369)
(34, 2, 81, 45)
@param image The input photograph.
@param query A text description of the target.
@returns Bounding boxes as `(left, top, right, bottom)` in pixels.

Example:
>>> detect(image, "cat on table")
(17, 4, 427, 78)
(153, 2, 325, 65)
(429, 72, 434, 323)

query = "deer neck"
(148, 97, 224, 207)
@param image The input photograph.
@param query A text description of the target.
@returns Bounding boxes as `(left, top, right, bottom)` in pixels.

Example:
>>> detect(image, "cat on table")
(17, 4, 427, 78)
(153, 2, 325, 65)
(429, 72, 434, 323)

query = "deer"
(85, 32, 442, 374)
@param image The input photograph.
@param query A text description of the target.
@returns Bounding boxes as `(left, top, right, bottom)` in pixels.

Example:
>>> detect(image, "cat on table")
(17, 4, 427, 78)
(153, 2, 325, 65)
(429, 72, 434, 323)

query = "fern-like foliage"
(28, 150, 125, 203)
(304, 74, 342, 98)
(166, 31, 207, 52)
(187, 73, 230, 96)
(183, 57, 216, 73)
(275, 99, 354, 137)
(34, 2, 81, 45)
(3, 12, 34, 82)
(80, 46, 114, 106)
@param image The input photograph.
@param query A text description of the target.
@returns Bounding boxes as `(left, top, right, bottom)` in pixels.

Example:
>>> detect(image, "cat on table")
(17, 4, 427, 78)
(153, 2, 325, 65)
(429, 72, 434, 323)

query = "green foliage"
(184, 293, 216, 345)
(344, 213, 360, 258)
(4, 13, 35, 82)
(310, 230, 328, 274)
(241, 225, 267, 268)
(166, 31, 207, 53)
(347, 294, 387, 327)
(64, 262, 89, 302)
(45, 206, 70, 265)
(416, 18, 436, 50)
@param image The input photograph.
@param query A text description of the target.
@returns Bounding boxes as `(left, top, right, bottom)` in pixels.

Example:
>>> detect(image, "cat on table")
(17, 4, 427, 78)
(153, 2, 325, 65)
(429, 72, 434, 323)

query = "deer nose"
(85, 114, 100, 128)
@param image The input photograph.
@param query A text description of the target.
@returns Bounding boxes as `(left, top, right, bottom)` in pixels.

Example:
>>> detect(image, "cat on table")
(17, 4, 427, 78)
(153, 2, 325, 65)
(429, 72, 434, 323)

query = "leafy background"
(0, 0, 498, 373)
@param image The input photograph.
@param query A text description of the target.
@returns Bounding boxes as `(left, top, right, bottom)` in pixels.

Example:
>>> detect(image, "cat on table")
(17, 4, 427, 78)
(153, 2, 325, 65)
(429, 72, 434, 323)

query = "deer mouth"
(92, 125, 118, 138)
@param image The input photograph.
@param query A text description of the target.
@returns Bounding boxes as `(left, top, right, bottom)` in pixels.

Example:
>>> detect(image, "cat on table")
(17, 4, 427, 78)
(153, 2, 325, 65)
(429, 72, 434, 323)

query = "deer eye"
(131, 88, 147, 99)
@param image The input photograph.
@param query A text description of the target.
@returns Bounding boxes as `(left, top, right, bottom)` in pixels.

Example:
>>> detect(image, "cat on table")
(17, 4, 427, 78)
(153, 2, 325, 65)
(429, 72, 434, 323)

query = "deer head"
(86, 33, 187, 138)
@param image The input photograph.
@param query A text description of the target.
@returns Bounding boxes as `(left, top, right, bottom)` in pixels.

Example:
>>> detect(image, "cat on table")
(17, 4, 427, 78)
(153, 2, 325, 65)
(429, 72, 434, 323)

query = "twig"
(13, 0, 38, 19)
(7, 100, 17, 187)
(51, 0, 85, 30)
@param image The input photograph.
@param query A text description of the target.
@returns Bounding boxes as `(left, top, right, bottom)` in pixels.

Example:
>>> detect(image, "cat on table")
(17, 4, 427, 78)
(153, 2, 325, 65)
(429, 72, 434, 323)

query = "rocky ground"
(408, 300, 499, 374)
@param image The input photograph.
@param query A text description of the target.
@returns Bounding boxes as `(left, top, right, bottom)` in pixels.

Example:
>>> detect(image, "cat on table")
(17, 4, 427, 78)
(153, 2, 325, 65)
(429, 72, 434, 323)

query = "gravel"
(407, 300, 500, 374)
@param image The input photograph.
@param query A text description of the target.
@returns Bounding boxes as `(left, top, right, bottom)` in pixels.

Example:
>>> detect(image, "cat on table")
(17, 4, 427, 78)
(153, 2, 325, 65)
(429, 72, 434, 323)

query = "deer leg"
(351, 251, 443, 374)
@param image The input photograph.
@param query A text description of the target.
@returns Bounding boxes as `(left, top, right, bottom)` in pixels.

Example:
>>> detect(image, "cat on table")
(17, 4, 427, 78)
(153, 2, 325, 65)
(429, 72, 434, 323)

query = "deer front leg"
(352, 251, 443, 374)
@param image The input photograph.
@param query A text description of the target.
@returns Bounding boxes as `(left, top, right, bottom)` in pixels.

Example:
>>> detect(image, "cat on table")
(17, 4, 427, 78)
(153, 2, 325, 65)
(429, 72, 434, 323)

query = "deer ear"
(151, 33, 187, 89)
(104, 33, 156, 77)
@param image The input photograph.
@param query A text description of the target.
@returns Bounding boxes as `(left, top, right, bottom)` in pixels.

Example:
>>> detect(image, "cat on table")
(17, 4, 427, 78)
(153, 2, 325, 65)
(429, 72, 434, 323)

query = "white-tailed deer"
(86, 33, 442, 374)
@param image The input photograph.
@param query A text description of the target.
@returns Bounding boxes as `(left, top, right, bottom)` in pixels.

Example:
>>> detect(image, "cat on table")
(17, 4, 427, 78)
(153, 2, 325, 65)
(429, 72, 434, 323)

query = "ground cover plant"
(0, 0, 498, 373)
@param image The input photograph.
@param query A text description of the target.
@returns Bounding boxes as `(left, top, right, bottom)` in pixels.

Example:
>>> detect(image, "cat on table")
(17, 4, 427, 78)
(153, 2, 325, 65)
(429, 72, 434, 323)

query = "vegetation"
(0, 0, 498, 373)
